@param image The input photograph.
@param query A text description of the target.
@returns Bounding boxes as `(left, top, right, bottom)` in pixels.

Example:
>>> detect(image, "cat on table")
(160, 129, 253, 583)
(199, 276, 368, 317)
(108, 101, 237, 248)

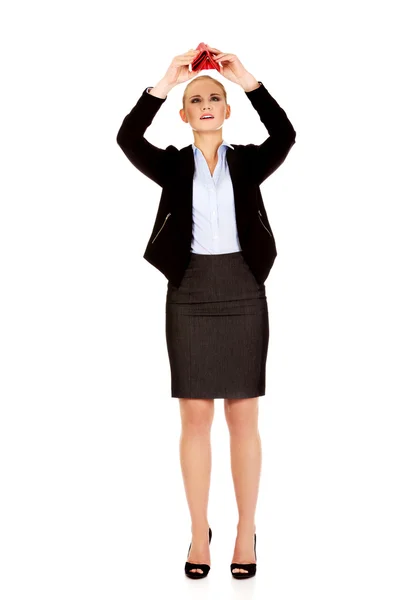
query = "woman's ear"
(179, 108, 188, 123)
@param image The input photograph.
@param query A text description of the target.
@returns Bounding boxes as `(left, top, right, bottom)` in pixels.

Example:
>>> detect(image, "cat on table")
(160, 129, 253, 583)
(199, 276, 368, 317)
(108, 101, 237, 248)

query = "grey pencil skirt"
(165, 251, 269, 399)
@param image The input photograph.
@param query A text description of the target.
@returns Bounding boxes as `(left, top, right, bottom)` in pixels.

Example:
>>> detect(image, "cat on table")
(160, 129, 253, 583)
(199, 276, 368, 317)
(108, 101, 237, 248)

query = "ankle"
(191, 521, 210, 536)
(236, 521, 256, 535)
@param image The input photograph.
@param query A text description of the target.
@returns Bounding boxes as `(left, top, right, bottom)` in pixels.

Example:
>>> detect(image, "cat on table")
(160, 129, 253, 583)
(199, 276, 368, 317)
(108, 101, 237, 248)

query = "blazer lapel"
(226, 145, 251, 229)
(179, 145, 195, 227)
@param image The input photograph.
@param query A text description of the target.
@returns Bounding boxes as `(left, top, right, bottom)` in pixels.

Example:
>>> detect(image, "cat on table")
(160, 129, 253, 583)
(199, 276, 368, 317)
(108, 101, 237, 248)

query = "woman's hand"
(161, 49, 199, 87)
(205, 45, 252, 86)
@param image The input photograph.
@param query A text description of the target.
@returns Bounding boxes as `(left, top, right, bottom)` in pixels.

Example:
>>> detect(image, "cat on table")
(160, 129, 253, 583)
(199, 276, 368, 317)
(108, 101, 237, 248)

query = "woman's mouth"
(200, 114, 214, 120)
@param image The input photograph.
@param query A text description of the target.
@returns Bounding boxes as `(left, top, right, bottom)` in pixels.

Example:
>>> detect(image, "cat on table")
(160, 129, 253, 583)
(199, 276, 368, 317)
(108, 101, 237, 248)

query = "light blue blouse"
(191, 142, 241, 254)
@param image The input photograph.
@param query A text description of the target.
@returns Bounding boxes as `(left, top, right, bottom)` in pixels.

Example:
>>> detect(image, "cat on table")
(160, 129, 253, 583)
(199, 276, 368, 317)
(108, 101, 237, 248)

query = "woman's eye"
(191, 97, 220, 103)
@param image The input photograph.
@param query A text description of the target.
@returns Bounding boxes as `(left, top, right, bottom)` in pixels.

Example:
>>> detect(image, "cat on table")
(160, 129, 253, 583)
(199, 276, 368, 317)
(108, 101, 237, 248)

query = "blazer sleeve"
(244, 82, 296, 186)
(116, 87, 178, 187)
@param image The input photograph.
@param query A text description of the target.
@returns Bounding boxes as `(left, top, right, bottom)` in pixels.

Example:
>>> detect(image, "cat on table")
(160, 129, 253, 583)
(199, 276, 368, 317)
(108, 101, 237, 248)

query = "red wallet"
(191, 42, 221, 73)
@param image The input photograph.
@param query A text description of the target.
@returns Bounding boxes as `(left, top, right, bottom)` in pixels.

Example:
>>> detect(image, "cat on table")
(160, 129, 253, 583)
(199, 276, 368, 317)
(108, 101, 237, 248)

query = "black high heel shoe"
(185, 526, 212, 579)
(230, 532, 257, 579)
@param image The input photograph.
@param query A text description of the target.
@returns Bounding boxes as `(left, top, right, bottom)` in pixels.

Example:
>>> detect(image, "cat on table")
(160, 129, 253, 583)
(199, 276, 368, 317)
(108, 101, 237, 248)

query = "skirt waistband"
(167, 251, 265, 303)
(189, 251, 243, 260)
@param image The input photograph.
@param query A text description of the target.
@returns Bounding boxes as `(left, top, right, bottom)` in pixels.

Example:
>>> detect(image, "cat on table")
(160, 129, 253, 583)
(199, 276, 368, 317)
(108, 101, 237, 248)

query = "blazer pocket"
(257, 210, 272, 237)
(151, 212, 172, 244)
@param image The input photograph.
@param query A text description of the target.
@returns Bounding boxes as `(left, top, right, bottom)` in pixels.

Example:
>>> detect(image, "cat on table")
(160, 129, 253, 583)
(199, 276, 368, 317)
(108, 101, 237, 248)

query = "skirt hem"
(171, 389, 266, 400)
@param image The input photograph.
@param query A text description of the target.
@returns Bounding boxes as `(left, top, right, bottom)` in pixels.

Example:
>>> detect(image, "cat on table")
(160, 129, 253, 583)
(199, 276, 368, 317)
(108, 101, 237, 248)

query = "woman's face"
(180, 80, 230, 131)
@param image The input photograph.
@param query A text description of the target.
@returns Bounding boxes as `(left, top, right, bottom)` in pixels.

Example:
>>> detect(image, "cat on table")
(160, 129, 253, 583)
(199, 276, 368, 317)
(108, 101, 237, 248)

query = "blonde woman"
(116, 45, 296, 579)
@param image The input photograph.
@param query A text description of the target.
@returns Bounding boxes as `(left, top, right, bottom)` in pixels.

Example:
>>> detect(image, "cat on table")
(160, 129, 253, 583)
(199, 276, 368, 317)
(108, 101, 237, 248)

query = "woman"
(116, 45, 296, 579)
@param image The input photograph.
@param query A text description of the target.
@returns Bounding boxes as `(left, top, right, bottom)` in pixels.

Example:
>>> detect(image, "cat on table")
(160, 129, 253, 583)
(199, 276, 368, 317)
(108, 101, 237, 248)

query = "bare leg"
(179, 398, 215, 574)
(224, 397, 260, 574)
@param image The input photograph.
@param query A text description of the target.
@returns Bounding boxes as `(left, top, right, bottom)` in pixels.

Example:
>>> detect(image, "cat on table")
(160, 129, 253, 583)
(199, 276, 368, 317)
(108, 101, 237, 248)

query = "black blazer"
(116, 81, 296, 288)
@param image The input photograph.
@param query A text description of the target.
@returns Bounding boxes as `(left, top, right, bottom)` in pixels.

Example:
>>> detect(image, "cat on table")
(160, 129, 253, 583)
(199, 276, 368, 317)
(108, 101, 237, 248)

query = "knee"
(224, 397, 259, 435)
(179, 398, 214, 434)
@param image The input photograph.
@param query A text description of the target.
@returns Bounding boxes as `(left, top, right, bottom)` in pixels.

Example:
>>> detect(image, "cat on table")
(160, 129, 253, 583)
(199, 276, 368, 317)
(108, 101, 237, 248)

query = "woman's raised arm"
(116, 50, 198, 187)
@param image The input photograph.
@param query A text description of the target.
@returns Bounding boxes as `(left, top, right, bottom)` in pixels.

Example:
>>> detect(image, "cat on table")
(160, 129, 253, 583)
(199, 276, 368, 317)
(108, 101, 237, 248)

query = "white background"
(1, 0, 399, 598)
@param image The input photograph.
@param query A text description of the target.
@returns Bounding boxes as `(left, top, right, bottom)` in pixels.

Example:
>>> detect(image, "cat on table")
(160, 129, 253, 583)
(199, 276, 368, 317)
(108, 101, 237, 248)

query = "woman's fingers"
(175, 51, 198, 64)
(179, 50, 198, 59)
(208, 49, 230, 60)
(206, 44, 223, 54)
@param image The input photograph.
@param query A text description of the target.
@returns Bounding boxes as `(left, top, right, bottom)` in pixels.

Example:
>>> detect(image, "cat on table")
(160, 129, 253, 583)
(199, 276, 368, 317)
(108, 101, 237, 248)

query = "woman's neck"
(193, 134, 224, 161)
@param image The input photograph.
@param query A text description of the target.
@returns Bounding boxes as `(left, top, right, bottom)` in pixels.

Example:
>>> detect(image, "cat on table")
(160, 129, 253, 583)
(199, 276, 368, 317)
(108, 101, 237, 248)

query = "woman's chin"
(191, 121, 223, 132)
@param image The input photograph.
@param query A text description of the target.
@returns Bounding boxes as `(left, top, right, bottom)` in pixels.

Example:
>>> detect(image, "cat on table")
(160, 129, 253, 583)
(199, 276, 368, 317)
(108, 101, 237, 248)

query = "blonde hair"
(182, 75, 227, 109)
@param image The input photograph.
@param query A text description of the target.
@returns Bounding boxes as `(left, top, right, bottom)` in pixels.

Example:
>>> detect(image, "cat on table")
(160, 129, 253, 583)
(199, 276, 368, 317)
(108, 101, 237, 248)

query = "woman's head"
(179, 75, 231, 133)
